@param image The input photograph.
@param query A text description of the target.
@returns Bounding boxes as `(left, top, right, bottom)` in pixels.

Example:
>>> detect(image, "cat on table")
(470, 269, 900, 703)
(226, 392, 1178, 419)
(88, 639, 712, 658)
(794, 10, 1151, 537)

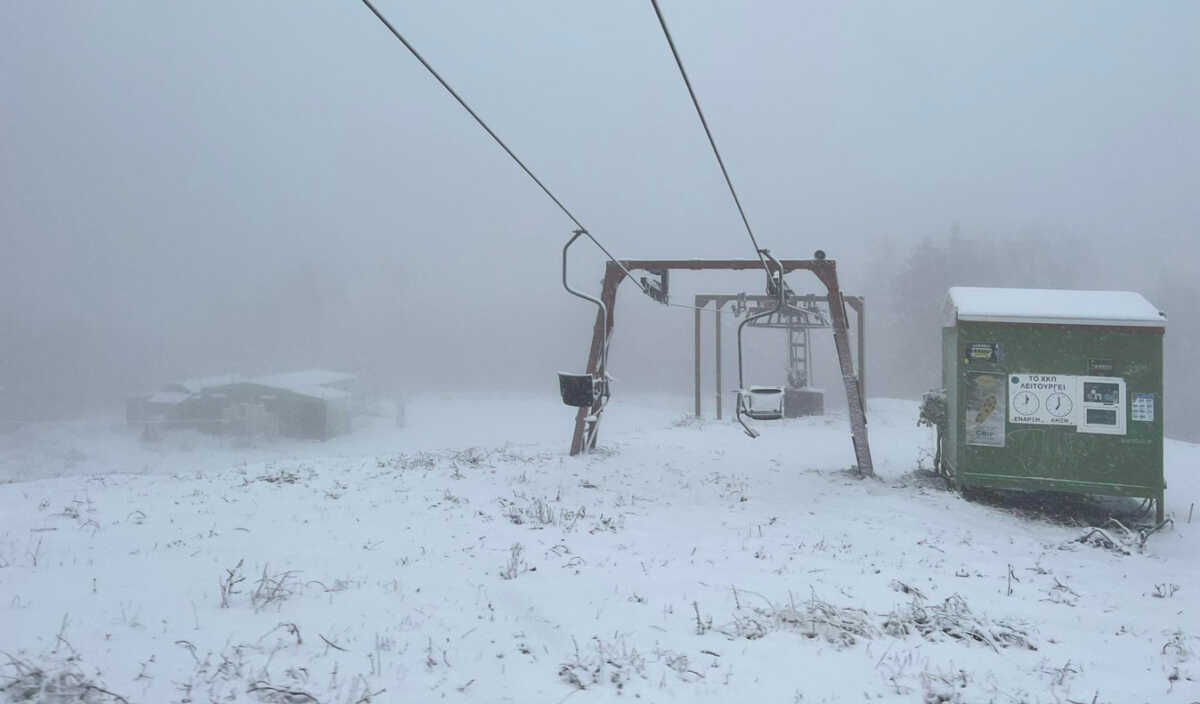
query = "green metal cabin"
(941, 287, 1167, 521)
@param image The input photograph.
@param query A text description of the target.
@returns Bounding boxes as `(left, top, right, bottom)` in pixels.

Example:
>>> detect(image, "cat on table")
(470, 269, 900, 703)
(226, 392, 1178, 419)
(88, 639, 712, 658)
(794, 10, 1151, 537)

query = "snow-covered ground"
(1, 393, 1197, 703)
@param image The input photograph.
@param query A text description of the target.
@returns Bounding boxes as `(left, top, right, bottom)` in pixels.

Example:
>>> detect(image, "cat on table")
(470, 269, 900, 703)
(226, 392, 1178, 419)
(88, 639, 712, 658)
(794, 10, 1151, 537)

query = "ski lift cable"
(358, 0, 650, 296)
(647, 0, 770, 274)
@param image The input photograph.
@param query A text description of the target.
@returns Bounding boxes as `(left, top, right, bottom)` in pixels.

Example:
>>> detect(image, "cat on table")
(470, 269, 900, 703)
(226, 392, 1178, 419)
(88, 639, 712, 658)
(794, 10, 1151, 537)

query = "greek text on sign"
(1009, 374, 1078, 426)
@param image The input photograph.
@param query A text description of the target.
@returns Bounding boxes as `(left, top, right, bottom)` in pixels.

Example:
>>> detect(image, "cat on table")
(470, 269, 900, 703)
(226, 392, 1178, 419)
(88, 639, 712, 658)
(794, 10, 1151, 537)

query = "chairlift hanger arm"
(734, 250, 788, 438)
(562, 231, 613, 376)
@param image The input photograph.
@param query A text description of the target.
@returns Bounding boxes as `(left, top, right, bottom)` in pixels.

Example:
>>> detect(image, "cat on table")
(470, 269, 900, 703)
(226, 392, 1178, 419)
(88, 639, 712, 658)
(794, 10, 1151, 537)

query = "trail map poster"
(965, 371, 1005, 447)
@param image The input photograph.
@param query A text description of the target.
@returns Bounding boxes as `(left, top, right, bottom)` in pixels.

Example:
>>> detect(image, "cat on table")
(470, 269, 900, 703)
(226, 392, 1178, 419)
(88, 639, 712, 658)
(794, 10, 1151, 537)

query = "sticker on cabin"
(964, 342, 1000, 365)
(1131, 393, 1155, 422)
(965, 371, 1005, 447)
(1009, 374, 1078, 426)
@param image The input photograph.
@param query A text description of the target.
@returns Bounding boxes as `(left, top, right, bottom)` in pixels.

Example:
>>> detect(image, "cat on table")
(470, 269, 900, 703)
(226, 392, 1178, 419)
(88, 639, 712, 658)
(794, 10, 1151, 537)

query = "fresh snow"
(166, 375, 246, 395)
(1, 394, 1197, 703)
(252, 371, 357, 390)
(945, 287, 1166, 328)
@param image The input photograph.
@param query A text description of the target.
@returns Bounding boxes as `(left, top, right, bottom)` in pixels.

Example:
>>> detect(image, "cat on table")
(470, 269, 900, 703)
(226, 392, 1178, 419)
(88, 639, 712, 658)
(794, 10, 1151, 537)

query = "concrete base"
(784, 387, 824, 417)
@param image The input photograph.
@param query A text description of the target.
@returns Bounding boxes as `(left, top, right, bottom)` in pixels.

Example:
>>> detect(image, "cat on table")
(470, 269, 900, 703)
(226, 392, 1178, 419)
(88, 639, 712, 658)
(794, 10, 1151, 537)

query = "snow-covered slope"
(1, 395, 1196, 703)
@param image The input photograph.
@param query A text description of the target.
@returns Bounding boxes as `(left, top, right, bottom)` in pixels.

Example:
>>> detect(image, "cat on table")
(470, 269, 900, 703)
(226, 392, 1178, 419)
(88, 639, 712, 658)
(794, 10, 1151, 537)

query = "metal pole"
(694, 304, 702, 417)
(804, 327, 812, 387)
(715, 303, 723, 420)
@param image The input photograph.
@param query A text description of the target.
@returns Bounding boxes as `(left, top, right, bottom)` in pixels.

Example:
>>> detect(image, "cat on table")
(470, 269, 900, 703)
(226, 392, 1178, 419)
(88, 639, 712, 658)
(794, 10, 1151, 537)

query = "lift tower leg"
(694, 306, 702, 417)
(814, 265, 873, 475)
(569, 265, 623, 455)
(715, 304, 722, 420)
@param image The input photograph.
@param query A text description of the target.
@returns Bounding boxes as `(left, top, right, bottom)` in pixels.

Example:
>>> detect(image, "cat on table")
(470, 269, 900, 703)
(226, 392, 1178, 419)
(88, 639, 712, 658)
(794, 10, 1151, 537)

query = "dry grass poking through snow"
(715, 588, 1036, 653)
(557, 635, 647, 693)
(499, 493, 586, 529)
(883, 593, 1036, 652)
(1, 653, 129, 703)
(718, 590, 878, 647)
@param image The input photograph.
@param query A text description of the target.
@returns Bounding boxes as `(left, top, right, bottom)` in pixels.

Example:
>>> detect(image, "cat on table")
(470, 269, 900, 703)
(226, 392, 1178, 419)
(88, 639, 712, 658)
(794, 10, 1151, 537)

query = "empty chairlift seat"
(559, 372, 603, 408)
(740, 385, 785, 420)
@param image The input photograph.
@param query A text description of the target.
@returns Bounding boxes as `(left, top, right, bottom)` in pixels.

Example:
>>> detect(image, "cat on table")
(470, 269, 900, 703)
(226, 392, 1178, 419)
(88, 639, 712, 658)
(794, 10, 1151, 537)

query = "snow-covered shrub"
(558, 636, 647, 692)
(883, 594, 1036, 651)
(0, 653, 126, 703)
(717, 591, 878, 648)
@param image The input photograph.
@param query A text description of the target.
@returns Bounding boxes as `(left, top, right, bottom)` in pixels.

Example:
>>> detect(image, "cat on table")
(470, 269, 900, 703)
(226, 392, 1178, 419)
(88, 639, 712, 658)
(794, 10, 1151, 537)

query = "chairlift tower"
(787, 326, 813, 390)
(565, 256, 873, 477)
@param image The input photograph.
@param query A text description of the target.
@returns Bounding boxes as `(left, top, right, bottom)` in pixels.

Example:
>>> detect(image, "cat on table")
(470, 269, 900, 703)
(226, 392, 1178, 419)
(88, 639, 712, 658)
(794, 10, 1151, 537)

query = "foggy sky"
(3, 2, 1197, 418)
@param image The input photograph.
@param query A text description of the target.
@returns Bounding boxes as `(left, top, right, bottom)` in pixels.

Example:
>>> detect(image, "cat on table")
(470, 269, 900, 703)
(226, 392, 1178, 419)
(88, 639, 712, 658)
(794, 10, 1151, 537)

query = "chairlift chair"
(734, 249, 789, 438)
(557, 230, 671, 452)
(558, 372, 606, 408)
(558, 230, 614, 451)
(740, 385, 785, 420)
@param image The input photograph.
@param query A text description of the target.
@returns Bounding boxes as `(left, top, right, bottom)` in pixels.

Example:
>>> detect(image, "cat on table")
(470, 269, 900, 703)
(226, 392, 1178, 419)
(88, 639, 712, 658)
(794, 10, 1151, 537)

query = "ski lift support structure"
(570, 255, 873, 477)
(691, 292, 864, 421)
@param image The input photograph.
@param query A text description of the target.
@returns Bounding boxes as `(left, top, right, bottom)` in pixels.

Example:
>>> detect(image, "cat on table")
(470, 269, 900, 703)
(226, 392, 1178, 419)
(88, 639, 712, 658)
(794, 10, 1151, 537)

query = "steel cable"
(359, 0, 648, 293)
(647, 0, 769, 273)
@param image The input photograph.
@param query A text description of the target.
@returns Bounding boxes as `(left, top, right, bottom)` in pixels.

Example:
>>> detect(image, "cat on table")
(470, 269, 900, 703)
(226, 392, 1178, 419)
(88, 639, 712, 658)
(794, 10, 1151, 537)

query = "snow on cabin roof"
(252, 370, 356, 390)
(155, 370, 356, 401)
(145, 390, 191, 405)
(285, 385, 352, 401)
(169, 374, 244, 394)
(945, 287, 1166, 328)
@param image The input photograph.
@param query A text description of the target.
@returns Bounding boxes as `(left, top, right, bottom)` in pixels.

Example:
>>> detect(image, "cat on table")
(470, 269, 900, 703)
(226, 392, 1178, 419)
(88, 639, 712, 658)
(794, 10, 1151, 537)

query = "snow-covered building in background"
(126, 369, 357, 440)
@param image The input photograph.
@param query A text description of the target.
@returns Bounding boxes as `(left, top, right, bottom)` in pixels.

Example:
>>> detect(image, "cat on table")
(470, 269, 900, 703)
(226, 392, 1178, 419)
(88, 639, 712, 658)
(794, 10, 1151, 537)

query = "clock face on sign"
(1046, 392, 1073, 418)
(1012, 390, 1039, 416)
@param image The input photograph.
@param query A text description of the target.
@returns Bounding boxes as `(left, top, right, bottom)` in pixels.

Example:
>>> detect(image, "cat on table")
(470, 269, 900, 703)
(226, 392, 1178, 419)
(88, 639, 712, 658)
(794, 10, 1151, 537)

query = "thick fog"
(3, 2, 1198, 434)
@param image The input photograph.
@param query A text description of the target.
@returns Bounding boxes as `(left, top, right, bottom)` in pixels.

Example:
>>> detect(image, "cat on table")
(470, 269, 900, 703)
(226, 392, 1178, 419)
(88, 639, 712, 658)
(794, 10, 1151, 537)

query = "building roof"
(945, 287, 1166, 328)
(252, 369, 356, 390)
(248, 370, 356, 401)
(167, 374, 244, 394)
(153, 370, 356, 404)
(145, 390, 191, 405)
(285, 385, 353, 401)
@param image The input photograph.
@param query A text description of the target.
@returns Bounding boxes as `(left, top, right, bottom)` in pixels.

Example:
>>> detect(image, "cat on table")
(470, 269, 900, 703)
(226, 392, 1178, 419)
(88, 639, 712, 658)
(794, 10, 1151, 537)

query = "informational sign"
(1088, 358, 1115, 376)
(965, 371, 1006, 447)
(1009, 374, 1078, 426)
(1008, 373, 1127, 435)
(1078, 376, 1127, 435)
(1131, 392, 1155, 422)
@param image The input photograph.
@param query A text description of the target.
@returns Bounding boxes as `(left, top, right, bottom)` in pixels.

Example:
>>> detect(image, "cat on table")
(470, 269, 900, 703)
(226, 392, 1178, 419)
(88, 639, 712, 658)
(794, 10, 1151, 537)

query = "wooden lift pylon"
(569, 257, 873, 476)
